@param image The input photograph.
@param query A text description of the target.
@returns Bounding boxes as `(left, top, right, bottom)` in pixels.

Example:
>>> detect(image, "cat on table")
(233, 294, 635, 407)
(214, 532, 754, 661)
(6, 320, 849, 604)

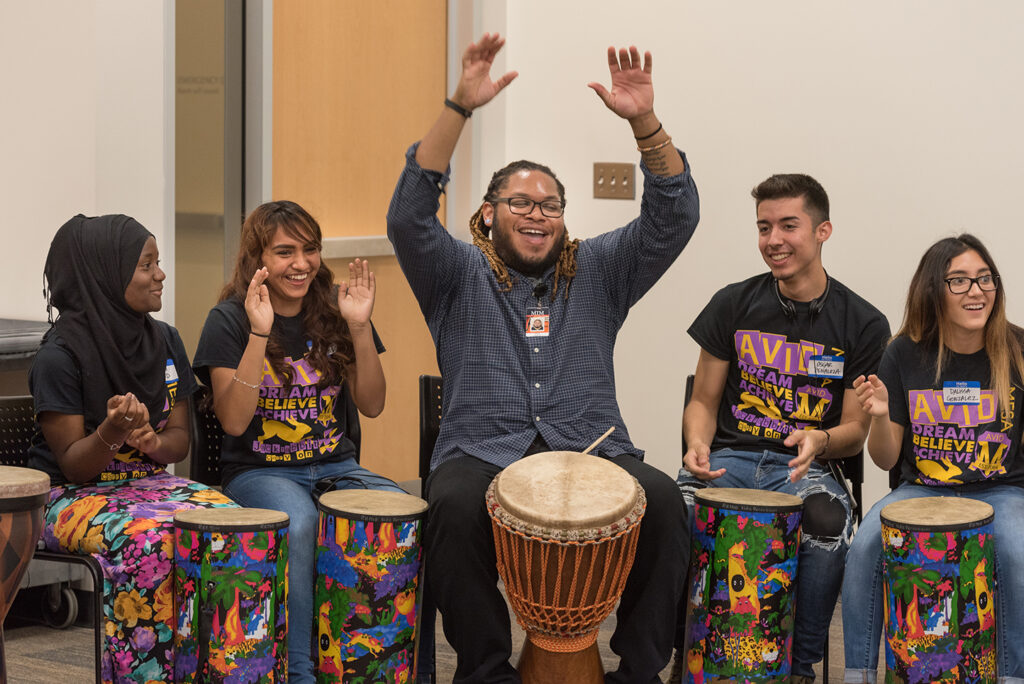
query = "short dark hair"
(751, 174, 830, 226)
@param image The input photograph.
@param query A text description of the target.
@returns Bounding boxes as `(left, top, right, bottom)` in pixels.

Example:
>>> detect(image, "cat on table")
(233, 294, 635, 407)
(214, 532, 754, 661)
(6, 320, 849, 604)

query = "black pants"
(425, 454, 689, 683)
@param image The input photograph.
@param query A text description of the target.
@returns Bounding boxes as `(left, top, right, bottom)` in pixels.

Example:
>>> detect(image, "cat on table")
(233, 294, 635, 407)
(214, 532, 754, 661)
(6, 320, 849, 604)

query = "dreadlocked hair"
(470, 160, 580, 299)
(220, 200, 353, 389)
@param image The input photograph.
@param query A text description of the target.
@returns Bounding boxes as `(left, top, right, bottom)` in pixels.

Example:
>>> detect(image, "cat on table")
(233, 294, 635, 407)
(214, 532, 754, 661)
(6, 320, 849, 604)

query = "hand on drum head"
(683, 444, 725, 480)
(783, 429, 827, 482)
(853, 374, 890, 419)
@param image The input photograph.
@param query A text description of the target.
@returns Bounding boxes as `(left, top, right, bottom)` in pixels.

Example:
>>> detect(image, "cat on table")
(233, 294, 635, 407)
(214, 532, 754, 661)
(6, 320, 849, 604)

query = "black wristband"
(250, 331, 269, 338)
(635, 123, 663, 141)
(444, 98, 472, 119)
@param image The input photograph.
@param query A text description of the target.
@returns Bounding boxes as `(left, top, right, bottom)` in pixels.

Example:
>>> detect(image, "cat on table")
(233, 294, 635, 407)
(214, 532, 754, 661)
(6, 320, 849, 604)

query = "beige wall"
(457, 0, 1024, 511)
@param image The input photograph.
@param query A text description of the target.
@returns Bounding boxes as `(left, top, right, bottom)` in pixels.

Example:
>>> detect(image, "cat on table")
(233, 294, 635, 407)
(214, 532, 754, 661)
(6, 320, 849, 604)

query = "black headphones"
(774, 274, 831, 320)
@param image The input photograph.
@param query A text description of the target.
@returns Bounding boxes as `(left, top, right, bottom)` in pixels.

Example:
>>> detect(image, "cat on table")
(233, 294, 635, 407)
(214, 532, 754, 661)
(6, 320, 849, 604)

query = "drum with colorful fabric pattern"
(315, 489, 427, 683)
(173, 507, 289, 683)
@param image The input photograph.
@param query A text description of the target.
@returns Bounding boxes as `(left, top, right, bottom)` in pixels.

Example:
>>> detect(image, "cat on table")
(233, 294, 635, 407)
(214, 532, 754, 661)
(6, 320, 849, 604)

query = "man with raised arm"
(675, 174, 890, 683)
(387, 33, 699, 683)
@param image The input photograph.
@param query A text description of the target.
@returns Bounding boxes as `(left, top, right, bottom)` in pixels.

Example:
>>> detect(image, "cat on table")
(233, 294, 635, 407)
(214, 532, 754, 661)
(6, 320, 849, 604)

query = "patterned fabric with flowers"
(42, 471, 238, 684)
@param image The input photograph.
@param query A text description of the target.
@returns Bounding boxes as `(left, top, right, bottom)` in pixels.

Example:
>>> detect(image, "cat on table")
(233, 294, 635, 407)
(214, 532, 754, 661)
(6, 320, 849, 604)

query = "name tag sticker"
(943, 381, 981, 405)
(808, 355, 844, 379)
(525, 308, 550, 337)
(165, 359, 179, 383)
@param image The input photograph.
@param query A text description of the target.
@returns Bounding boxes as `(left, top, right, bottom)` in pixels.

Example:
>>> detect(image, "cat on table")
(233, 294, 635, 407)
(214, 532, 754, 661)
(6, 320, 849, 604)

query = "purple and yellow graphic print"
(315, 513, 423, 683)
(881, 520, 996, 683)
(174, 523, 289, 683)
(730, 330, 838, 441)
(907, 388, 1015, 486)
(687, 502, 802, 683)
(253, 353, 344, 465)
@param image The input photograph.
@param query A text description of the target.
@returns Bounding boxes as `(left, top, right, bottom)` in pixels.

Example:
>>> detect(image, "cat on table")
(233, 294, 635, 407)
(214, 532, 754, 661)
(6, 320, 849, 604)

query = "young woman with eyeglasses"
(842, 233, 1024, 682)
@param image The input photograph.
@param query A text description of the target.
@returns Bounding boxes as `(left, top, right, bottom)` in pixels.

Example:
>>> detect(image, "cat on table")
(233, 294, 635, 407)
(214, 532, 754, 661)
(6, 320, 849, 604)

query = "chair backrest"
(0, 395, 34, 467)
(418, 375, 442, 483)
(189, 383, 363, 487)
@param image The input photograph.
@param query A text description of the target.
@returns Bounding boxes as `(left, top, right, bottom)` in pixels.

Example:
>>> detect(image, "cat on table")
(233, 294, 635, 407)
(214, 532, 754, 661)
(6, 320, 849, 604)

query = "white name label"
(942, 381, 981, 405)
(808, 355, 844, 379)
(165, 359, 178, 383)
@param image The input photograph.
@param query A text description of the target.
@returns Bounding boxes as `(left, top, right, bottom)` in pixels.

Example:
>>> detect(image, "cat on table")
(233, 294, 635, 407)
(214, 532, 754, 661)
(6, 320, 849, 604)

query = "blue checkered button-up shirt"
(387, 143, 699, 471)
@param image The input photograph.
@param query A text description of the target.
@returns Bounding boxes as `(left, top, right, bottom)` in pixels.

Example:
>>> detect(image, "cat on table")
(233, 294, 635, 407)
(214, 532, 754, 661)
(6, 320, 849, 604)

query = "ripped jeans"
(677, 448, 852, 680)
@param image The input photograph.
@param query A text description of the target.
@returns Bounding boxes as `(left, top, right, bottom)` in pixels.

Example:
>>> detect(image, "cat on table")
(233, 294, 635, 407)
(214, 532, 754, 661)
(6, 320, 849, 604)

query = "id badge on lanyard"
(525, 307, 550, 337)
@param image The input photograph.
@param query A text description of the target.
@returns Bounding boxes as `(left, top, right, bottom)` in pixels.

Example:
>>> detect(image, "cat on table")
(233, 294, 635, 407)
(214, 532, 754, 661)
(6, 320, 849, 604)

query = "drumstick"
(582, 427, 615, 455)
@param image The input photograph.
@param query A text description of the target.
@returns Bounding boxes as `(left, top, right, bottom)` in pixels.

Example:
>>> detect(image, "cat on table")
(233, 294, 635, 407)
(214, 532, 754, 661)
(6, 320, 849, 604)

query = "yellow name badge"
(525, 308, 550, 337)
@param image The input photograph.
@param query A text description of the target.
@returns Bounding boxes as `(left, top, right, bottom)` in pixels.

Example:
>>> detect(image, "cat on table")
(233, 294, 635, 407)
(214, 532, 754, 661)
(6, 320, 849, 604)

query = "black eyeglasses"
(944, 274, 999, 294)
(491, 197, 565, 218)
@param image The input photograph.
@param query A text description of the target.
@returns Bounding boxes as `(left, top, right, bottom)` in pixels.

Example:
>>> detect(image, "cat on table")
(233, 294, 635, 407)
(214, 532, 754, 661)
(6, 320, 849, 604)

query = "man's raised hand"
(450, 33, 519, 112)
(588, 46, 654, 120)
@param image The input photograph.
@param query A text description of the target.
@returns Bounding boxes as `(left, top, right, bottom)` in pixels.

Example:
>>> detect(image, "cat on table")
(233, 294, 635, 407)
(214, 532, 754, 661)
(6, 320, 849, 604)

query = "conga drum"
(173, 507, 289, 683)
(685, 488, 802, 684)
(881, 497, 996, 683)
(315, 489, 428, 683)
(486, 451, 646, 684)
(0, 466, 49, 684)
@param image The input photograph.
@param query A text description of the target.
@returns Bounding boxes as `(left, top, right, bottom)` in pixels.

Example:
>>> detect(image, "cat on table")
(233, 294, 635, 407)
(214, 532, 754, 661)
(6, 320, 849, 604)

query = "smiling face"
(756, 195, 831, 299)
(941, 249, 995, 347)
(481, 169, 566, 278)
(124, 236, 165, 313)
(261, 226, 322, 316)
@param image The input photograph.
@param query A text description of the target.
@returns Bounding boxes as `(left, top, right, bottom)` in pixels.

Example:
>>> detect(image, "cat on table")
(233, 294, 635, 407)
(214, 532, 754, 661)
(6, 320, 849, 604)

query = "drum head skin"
(881, 496, 994, 532)
(174, 506, 289, 532)
(493, 451, 639, 529)
(0, 466, 50, 513)
(318, 489, 428, 522)
(694, 487, 803, 514)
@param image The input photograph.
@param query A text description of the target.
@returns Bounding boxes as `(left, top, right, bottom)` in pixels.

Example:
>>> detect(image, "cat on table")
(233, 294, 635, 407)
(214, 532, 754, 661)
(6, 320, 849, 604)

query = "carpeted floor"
(4, 595, 884, 682)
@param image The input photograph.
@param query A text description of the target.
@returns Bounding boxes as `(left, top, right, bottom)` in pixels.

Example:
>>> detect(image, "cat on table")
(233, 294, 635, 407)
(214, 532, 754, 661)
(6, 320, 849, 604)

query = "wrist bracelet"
(819, 429, 831, 456)
(444, 98, 472, 119)
(249, 331, 269, 338)
(637, 137, 673, 154)
(95, 424, 123, 452)
(232, 375, 260, 390)
(634, 123, 663, 141)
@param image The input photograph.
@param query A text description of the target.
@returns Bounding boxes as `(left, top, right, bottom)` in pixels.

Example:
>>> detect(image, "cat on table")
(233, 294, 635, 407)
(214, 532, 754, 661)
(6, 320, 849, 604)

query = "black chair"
(675, 374, 865, 684)
(189, 383, 363, 487)
(0, 395, 103, 683)
(416, 374, 442, 683)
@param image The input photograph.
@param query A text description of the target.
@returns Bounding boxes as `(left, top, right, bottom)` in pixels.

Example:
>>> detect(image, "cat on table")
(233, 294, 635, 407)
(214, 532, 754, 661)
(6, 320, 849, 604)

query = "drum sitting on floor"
(685, 488, 803, 684)
(173, 507, 289, 684)
(486, 451, 646, 684)
(0, 466, 49, 682)
(315, 489, 428, 683)
(881, 496, 996, 684)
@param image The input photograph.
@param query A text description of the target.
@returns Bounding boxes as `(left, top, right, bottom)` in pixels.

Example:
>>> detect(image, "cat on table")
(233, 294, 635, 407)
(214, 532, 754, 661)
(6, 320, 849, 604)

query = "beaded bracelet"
(232, 375, 260, 390)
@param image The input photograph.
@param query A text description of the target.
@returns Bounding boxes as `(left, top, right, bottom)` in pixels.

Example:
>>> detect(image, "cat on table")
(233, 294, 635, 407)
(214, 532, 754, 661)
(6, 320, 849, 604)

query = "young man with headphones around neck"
(675, 174, 889, 683)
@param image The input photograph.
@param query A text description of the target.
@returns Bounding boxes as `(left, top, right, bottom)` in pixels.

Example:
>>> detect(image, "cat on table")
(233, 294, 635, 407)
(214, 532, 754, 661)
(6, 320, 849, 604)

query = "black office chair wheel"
(42, 583, 78, 629)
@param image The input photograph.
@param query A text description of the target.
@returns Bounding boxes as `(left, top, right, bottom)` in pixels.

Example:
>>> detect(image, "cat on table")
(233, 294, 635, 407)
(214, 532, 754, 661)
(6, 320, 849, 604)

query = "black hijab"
(44, 214, 166, 429)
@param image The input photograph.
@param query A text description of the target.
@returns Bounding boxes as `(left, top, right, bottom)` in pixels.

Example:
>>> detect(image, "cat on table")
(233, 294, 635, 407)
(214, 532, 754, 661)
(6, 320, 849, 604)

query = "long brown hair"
(220, 201, 352, 387)
(469, 160, 579, 299)
(898, 233, 1024, 410)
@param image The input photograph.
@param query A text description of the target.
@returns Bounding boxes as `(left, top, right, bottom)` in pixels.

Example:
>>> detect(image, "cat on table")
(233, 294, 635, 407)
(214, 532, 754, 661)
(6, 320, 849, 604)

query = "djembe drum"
(685, 488, 803, 683)
(881, 497, 996, 683)
(173, 507, 289, 683)
(486, 451, 646, 684)
(0, 466, 49, 684)
(314, 489, 428, 683)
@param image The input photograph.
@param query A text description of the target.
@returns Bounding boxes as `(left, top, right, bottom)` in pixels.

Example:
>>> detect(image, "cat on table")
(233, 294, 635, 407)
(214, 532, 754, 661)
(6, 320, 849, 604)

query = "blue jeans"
(842, 483, 1024, 684)
(224, 458, 404, 684)
(677, 448, 852, 679)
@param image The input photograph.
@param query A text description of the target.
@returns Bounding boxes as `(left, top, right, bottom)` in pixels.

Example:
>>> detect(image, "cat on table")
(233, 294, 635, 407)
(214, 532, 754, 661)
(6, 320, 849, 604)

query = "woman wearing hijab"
(28, 214, 237, 684)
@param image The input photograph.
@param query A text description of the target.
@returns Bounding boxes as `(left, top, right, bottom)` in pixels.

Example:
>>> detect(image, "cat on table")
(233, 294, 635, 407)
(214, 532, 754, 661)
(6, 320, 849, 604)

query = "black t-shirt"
(689, 273, 890, 455)
(880, 335, 1024, 489)
(192, 299, 384, 485)
(27, 323, 198, 485)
